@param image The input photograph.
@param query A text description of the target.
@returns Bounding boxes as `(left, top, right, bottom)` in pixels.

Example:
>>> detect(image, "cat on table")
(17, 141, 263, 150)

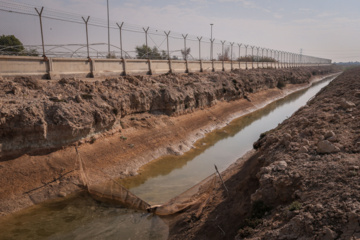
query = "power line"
(0, 0, 332, 61)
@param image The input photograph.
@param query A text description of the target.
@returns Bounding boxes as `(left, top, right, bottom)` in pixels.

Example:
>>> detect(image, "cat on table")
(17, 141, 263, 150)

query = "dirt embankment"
(0, 66, 339, 217)
(0, 66, 336, 161)
(169, 67, 360, 239)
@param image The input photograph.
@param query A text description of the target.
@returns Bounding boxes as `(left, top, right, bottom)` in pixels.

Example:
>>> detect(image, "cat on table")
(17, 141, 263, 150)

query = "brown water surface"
(0, 75, 337, 240)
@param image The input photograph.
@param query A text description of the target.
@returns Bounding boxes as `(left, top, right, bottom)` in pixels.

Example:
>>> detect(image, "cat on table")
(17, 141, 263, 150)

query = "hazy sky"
(1, 0, 359, 62)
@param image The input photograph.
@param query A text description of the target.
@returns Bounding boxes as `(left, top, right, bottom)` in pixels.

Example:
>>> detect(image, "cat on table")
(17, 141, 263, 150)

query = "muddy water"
(0, 75, 337, 240)
(0, 192, 168, 240)
(119, 76, 337, 204)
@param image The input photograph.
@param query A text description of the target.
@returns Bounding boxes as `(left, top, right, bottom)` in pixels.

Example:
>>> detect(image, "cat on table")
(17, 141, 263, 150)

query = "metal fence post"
(230, 42, 234, 71)
(210, 38, 215, 71)
(244, 45, 248, 70)
(283, 51, 286, 68)
(182, 34, 188, 72)
(238, 43, 242, 70)
(238, 44, 242, 60)
(221, 40, 225, 71)
(35, 7, 46, 58)
(266, 49, 269, 68)
(273, 50, 276, 68)
(116, 22, 124, 59)
(82, 16, 90, 59)
(143, 27, 150, 59)
(197, 37, 202, 60)
(197, 37, 203, 72)
(182, 34, 188, 60)
(165, 31, 172, 73)
(251, 46, 255, 69)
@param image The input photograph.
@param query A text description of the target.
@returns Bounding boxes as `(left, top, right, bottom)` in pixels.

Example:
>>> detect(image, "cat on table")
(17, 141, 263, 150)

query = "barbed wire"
(0, 0, 331, 62)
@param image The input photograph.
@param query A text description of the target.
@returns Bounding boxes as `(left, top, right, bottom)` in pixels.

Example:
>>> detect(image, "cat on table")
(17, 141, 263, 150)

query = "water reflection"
(120, 76, 337, 204)
(0, 75, 336, 239)
(0, 192, 168, 240)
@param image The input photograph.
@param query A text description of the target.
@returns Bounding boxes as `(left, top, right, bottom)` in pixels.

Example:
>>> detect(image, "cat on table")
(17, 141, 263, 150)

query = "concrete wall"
(0, 55, 331, 79)
(202, 61, 213, 72)
(224, 62, 232, 71)
(53, 58, 91, 78)
(151, 60, 170, 74)
(94, 59, 124, 76)
(171, 60, 187, 73)
(125, 59, 149, 75)
(188, 61, 202, 73)
(0, 56, 47, 77)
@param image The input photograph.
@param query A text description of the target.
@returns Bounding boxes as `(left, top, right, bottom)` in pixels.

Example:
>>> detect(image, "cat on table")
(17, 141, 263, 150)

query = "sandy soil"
(168, 67, 360, 240)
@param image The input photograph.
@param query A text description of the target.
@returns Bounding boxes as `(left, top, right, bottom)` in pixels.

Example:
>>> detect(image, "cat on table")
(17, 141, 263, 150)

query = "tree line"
(0, 35, 39, 56)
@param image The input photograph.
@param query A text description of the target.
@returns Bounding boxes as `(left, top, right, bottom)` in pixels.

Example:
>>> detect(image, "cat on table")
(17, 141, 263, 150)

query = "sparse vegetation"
(238, 226, 254, 238)
(289, 201, 302, 211)
(112, 108, 119, 116)
(106, 52, 117, 59)
(218, 47, 230, 61)
(81, 94, 93, 100)
(238, 56, 277, 62)
(120, 135, 127, 140)
(251, 200, 272, 219)
(238, 201, 272, 237)
(135, 44, 168, 59)
(90, 136, 96, 144)
(277, 79, 286, 89)
(181, 47, 191, 60)
(120, 120, 125, 129)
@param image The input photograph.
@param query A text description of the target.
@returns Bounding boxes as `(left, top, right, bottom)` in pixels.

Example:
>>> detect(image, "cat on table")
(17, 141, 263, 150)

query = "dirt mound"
(169, 67, 359, 239)
(0, 66, 337, 161)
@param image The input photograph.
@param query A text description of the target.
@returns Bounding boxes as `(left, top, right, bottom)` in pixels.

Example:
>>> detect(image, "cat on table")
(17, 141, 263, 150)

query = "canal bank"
(169, 68, 360, 240)
(0, 66, 340, 218)
(0, 70, 341, 240)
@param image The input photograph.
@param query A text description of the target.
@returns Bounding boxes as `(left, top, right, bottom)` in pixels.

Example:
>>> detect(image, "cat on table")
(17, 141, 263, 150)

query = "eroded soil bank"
(0, 66, 339, 216)
(0, 66, 336, 160)
(168, 67, 360, 239)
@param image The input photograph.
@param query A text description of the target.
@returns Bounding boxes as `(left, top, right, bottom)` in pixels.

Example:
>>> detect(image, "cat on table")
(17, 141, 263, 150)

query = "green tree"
(0, 35, 24, 55)
(135, 44, 167, 59)
(22, 48, 39, 57)
(106, 51, 116, 59)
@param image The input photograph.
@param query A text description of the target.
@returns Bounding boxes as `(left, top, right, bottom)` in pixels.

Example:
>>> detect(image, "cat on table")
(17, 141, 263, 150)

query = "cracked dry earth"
(169, 67, 360, 240)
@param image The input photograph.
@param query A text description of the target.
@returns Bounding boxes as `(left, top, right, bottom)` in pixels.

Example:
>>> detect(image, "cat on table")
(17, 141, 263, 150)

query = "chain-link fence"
(0, 0, 331, 64)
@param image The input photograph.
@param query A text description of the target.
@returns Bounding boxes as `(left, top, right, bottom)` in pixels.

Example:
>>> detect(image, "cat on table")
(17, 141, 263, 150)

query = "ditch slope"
(169, 67, 360, 239)
(0, 66, 338, 216)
